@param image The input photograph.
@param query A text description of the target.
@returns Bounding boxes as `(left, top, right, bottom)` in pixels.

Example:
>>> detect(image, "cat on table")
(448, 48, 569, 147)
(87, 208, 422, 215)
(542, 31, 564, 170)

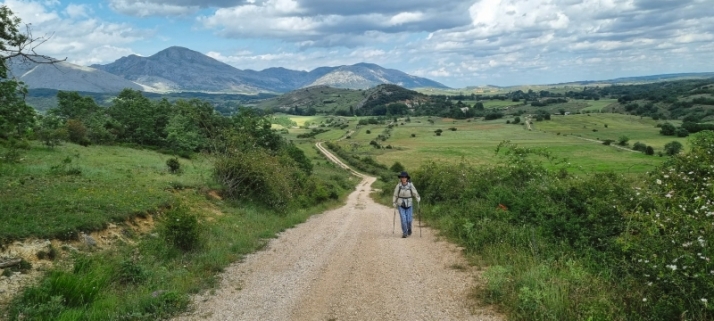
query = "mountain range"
(8, 46, 449, 94)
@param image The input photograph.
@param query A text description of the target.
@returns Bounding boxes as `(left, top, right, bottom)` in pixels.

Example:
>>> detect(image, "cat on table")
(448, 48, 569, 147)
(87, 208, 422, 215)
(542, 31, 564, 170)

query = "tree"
(659, 122, 676, 136)
(617, 135, 629, 146)
(664, 141, 683, 156)
(52, 91, 101, 120)
(1, 6, 58, 138)
(107, 89, 171, 146)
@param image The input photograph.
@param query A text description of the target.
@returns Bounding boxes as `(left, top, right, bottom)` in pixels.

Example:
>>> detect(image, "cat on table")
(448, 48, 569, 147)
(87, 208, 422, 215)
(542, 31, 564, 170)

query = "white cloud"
(389, 12, 424, 26)
(109, 0, 199, 17)
(65, 4, 89, 18)
(2, 0, 151, 65)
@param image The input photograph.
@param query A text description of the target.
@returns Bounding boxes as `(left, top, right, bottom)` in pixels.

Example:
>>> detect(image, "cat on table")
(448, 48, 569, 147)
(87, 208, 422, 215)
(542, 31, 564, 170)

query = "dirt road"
(173, 143, 501, 321)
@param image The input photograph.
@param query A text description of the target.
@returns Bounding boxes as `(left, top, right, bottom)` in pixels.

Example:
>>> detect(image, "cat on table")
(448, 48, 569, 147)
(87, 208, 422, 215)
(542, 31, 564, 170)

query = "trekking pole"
(393, 207, 396, 234)
(418, 203, 422, 237)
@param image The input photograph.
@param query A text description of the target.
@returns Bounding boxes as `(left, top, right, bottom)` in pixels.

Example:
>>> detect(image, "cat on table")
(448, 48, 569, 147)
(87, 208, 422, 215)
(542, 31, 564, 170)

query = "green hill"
(255, 84, 427, 115)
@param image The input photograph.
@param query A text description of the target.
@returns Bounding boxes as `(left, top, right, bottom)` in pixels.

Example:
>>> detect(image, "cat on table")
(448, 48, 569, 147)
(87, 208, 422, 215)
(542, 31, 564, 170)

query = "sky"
(1, 0, 713, 88)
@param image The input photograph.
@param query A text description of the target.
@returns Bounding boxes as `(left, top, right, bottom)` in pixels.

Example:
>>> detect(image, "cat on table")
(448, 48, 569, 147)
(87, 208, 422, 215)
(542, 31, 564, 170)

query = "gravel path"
(173, 144, 502, 321)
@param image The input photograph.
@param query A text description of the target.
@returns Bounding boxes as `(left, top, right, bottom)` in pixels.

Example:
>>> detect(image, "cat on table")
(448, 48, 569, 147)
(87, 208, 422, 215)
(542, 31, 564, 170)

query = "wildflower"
(656, 179, 662, 185)
(702, 298, 708, 304)
(666, 264, 677, 271)
(643, 298, 648, 302)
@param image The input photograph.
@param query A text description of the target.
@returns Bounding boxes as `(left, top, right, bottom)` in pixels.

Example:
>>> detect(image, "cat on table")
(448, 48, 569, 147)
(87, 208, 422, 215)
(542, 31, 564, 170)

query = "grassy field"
(0, 144, 212, 242)
(315, 113, 686, 175)
(1, 139, 355, 319)
(578, 99, 618, 113)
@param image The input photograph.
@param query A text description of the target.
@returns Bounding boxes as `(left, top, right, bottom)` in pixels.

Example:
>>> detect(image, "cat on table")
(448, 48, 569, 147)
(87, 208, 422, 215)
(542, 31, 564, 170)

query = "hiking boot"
(402, 234, 407, 238)
(408, 228, 412, 235)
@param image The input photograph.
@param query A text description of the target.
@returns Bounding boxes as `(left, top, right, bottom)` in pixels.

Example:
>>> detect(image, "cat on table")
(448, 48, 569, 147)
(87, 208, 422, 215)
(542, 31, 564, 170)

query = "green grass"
(0, 143, 211, 243)
(4, 139, 356, 320)
(533, 113, 687, 150)
(579, 99, 617, 113)
(482, 100, 522, 109)
(332, 115, 671, 174)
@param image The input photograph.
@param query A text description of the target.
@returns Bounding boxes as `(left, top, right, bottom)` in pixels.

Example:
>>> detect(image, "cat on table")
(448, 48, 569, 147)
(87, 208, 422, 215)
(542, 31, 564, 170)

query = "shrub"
(366, 130, 371, 134)
(449, 127, 457, 131)
(214, 147, 296, 211)
(411, 133, 416, 138)
(663, 140, 683, 156)
(619, 131, 714, 319)
(435, 129, 443, 136)
(602, 139, 614, 146)
(645, 146, 654, 155)
(632, 142, 647, 152)
(166, 157, 181, 174)
(675, 127, 689, 137)
(390, 161, 405, 173)
(617, 136, 629, 146)
(116, 259, 147, 284)
(160, 204, 200, 251)
(50, 156, 81, 176)
(65, 119, 88, 144)
(659, 122, 676, 136)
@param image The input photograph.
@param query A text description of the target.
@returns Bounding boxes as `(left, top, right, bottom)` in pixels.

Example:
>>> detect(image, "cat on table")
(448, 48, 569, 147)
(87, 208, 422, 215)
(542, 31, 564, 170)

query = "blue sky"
(2, 0, 713, 88)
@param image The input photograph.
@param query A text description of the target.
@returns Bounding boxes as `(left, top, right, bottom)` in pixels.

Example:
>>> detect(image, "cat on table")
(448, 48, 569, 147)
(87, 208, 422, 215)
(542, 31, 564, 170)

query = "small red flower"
(497, 204, 508, 211)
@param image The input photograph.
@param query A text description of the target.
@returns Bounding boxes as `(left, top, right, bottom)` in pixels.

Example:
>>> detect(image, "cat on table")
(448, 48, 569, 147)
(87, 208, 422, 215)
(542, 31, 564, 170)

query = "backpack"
(398, 183, 413, 209)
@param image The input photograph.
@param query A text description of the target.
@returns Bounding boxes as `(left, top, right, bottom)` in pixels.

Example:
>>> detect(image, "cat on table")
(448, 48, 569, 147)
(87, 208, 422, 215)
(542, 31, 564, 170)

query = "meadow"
(301, 113, 686, 175)
(0, 144, 211, 242)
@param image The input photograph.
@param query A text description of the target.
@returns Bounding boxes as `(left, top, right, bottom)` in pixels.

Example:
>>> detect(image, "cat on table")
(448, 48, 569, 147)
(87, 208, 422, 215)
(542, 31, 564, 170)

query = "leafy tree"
(35, 114, 67, 148)
(0, 6, 56, 139)
(675, 127, 689, 137)
(165, 114, 204, 154)
(664, 141, 683, 156)
(52, 91, 101, 120)
(659, 122, 676, 136)
(107, 90, 170, 146)
(617, 135, 629, 146)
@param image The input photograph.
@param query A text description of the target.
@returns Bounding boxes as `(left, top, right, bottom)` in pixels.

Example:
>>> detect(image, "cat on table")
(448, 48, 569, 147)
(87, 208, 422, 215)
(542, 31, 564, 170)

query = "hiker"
(393, 171, 421, 238)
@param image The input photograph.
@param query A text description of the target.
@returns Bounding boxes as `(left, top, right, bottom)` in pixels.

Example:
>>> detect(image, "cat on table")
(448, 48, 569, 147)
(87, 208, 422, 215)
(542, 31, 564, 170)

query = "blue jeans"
(398, 206, 413, 236)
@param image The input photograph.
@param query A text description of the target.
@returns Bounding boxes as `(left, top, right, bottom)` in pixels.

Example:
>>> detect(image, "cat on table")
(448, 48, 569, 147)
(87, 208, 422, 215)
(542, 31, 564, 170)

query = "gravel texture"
(173, 144, 503, 321)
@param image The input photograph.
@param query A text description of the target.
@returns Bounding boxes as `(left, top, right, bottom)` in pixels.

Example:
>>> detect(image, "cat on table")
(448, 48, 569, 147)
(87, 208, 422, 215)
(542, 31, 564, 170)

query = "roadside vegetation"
(408, 132, 714, 320)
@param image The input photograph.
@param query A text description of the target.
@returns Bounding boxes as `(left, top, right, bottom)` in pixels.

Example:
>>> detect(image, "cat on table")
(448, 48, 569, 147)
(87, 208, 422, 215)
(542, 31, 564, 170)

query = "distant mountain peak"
(80, 46, 450, 93)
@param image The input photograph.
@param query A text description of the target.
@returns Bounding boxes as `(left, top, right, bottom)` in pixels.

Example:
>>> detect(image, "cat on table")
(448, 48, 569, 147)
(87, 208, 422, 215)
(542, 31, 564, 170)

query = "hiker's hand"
(393, 203, 397, 208)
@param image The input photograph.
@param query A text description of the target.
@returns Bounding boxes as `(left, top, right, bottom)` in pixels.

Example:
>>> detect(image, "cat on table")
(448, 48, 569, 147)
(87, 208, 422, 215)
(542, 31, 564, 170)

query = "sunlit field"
(321, 114, 688, 174)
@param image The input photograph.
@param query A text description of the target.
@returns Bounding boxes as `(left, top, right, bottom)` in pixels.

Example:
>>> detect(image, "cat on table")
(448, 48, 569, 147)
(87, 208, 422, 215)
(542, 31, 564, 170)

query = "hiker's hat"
(397, 171, 410, 180)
